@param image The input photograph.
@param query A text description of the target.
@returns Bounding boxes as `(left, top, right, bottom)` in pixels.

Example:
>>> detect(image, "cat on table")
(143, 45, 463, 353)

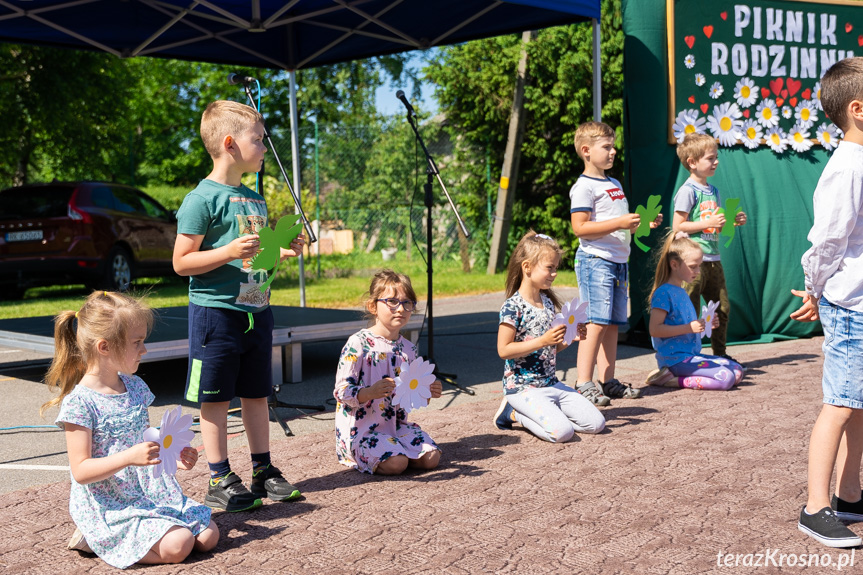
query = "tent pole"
(289, 69, 307, 307)
(593, 17, 601, 122)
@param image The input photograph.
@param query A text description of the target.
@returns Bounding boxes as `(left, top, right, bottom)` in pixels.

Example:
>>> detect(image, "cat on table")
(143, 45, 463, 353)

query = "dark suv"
(0, 182, 177, 298)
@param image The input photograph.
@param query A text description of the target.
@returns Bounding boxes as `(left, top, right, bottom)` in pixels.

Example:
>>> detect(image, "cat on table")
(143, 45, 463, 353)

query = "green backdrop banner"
(621, 0, 840, 343)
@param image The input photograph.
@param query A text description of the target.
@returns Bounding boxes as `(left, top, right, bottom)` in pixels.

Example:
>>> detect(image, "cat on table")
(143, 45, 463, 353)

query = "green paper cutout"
(633, 194, 663, 252)
(716, 198, 742, 248)
(249, 214, 302, 293)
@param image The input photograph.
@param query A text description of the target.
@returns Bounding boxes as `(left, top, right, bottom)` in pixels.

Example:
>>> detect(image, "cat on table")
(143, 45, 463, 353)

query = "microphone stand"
(401, 98, 475, 396)
(235, 78, 325, 436)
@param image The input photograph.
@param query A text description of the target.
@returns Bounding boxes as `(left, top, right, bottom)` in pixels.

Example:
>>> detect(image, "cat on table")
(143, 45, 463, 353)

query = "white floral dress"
(56, 374, 211, 569)
(334, 329, 439, 474)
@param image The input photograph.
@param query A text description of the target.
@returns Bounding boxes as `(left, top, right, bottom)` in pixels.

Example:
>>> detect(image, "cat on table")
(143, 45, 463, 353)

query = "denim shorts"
(184, 303, 275, 403)
(820, 298, 863, 409)
(574, 248, 628, 326)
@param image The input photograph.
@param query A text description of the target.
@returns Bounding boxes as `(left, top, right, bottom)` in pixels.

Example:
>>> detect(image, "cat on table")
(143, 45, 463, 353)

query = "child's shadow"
(600, 405, 659, 431)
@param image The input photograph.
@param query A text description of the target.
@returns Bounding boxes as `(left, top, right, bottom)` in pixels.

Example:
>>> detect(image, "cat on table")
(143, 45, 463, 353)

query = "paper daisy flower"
(764, 126, 787, 153)
(142, 405, 194, 478)
(684, 54, 696, 69)
(391, 356, 436, 414)
(695, 73, 705, 87)
(709, 81, 724, 99)
(701, 300, 719, 339)
(788, 123, 813, 153)
(794, 100, 818, 128)
(550, 296, 589, 345)
(739, 119, 763, 149)
(672, 109, 706, 143)
(815, 122, 840, 151)
(814, 81, 823, 110)
(781, 106, 793, 119)
(733, 77, 758, 107)
(755, 99, 779, 128)
(706, 102, 742, 147)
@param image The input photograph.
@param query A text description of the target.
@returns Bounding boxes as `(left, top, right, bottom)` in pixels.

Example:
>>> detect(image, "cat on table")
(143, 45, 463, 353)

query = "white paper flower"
(764, 126, 788, 153)
(701, 300, 719, 339)
(550, 296, 589, 345)
(706, 102, 742, 147)
(794, 100, 818, 128)
(142, 405, 194, 478)
(739, 119, 763, 149)
(695, 73, 705, 87)
(781, 106, 793, 119)
(733, 77, 758, 107)
(672, 109, 706, 143)
(391, 356, 436, 414)
(684, 54, 696, 69)
(814, 81, 823, 110)
(756, 99, 779, 128)
(709, 81, 724, 99)
(815, 122, 840, 151)
(788, 123, 813, 153)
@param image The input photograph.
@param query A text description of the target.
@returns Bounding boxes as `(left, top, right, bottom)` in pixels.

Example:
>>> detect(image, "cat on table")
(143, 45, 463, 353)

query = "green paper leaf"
(716, 198, 741, 248)
(633, 194, 663, 252)
(249, 214, 302, 293)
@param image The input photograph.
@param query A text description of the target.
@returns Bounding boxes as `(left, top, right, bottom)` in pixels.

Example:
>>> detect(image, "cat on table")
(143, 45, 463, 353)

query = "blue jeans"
(575, 248, 628, 326)
(819, 298, 863, 409)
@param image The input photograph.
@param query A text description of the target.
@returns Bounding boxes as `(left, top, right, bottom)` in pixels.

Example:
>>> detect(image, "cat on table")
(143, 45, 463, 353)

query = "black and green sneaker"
(251, 464, 302, 502)
(205, 472, 263, 512)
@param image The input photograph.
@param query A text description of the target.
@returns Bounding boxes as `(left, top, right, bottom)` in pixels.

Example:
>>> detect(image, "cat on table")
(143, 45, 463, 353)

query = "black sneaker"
(832, 492, 863, 522)
(798, 506, 862, 547)
(205, 472, 263, 512)
(601, 378, 642, 399)
(251, 464, 302, 502)
(718, 353, 746, 369)
(494, 397, 515, 430)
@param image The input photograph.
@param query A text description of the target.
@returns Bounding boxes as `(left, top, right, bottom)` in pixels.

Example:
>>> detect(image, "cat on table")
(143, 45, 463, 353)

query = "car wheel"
(103, 247, 133, 292)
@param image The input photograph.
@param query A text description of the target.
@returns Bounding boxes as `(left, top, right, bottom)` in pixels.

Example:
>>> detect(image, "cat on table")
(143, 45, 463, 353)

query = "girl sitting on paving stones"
(645, 231, 743, 391)
(493, 231, 606, 442)
(41, 291, 218, 568)
(334, 270, 443, 475)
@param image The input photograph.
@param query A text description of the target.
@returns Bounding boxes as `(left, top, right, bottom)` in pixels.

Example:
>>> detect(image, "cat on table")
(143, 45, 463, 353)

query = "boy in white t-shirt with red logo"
(569, 121, 661, 405)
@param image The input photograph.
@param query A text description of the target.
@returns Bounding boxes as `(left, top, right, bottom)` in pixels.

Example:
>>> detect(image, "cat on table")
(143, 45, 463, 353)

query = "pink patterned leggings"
(668, 355, 744, 391)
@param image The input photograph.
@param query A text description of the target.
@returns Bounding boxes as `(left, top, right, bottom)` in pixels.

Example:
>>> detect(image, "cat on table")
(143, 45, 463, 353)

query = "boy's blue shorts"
(819, 298, 863, 409)
(575, 248, 628, 326)
(184, 303, 274, 403)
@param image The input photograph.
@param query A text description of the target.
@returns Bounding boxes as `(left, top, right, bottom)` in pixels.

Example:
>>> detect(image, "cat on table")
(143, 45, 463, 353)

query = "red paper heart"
(780, 89, 788, 98)
(761, 87, 771, 98)
(742, 109, 750, 118)
(789, 97, 798, 107)
(703, 25, 714, 38)
(802, 88, 812, 100)
(685, 35, 695, 49)
(720, 11, 728, 21)
(787, 77, 801, 96)
(700, 103, 709, 114)
(847, 23, 854, 33)
(769, 77, 784, 95)
(776, 97, 785, 107)
(688, 95, 696, 103)
(859, 34, 863, 46)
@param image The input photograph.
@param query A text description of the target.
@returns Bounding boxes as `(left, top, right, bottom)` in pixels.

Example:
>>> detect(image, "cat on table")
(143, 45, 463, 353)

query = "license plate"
(6, 230, 43, 242)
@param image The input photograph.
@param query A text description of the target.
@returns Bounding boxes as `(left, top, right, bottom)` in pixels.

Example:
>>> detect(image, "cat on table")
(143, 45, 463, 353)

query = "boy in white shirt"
(793, 56, 863, 548)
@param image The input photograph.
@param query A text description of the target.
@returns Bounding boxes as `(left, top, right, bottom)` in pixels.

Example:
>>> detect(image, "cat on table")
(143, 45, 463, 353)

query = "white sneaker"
(645, 367, 676, 387)
(67, 527, 94, 554)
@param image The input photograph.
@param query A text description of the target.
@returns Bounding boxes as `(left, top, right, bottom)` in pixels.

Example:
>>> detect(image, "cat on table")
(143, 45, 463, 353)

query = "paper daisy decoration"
(739, 119, 763, 150)
(391, 356, 436, 414)
(814, 81, 823, 110)
(550, 296, 589, 345)
(701, 300, 719, 339)
(788, 123, 813, 153)
(794, 100, 818, 128)
(695, 73, 705, 87)
(142, 405, 194, 478)
(733, 77, 758, 107)
(707, 102, 742, 147)
(781, 106, 793, 119)
(672, 109, 706, 143)
(755, 99, 779, 128)
(764, 126, 787, 153)
(684, 54, 696, 69)
(815, 122, 840, 151)
(709, 81, 724, 99)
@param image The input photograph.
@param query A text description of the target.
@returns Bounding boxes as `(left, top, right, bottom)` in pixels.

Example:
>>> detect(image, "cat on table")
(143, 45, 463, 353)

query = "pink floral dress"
(334, 329, 439, 474)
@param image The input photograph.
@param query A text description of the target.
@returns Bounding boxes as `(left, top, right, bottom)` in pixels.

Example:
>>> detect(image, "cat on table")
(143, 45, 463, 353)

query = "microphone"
(396, 90, 415, 115)
(228, 73, 256, 85)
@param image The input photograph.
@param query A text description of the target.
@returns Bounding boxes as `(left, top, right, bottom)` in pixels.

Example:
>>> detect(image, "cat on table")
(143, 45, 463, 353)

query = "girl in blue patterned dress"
(41, 291, 218, 569)
(334, 270, 443, 475)
(495, 232, 606, 442)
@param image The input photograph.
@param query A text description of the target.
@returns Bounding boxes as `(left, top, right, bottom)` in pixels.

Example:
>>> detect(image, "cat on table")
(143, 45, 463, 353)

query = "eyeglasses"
(376, 298, 417, 312)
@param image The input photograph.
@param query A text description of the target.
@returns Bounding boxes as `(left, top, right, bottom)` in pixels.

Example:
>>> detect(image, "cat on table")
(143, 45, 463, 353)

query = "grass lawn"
(0, 251, 578, 320)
